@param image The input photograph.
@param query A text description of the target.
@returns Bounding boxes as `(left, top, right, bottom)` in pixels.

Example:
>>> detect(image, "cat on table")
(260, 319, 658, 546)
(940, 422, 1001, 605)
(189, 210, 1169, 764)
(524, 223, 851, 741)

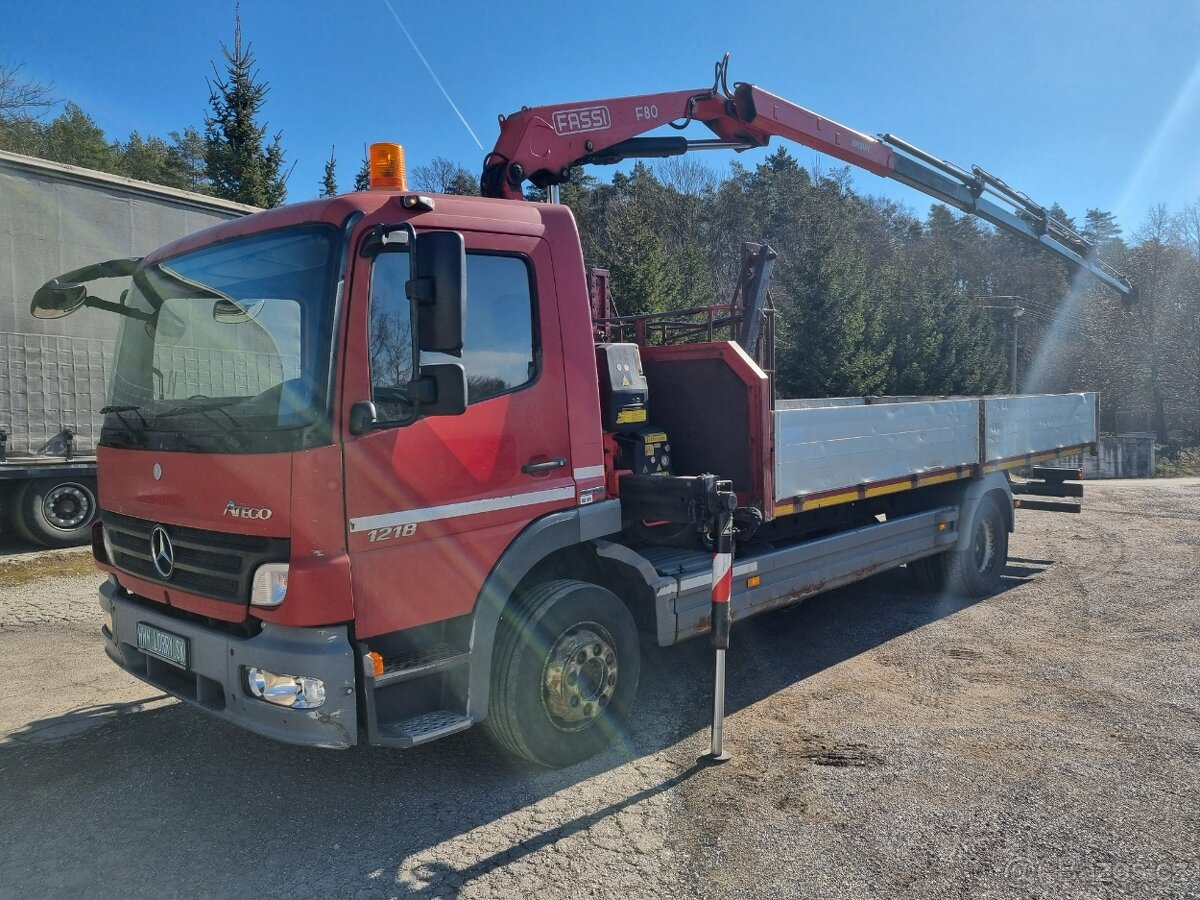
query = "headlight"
(250, 563, 288, 607)
(246, 667, 325, 709)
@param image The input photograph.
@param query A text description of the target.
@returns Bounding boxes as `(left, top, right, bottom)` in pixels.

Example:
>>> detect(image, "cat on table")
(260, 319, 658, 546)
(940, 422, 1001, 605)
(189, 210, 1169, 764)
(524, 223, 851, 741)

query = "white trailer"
(0, 150, 252, 546)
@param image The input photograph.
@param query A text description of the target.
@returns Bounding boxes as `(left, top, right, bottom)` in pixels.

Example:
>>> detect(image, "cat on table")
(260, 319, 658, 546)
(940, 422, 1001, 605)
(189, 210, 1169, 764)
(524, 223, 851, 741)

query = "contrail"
(379, 0, 485, 151)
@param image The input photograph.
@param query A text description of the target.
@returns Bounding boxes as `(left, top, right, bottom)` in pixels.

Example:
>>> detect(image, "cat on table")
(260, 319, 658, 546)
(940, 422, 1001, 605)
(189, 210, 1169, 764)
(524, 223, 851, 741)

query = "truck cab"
(89, 191, 630, 761)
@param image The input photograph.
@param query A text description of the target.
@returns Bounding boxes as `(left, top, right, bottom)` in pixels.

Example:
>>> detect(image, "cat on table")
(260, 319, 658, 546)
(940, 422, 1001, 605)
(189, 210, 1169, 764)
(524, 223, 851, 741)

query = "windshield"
(104, 224, 339, 453)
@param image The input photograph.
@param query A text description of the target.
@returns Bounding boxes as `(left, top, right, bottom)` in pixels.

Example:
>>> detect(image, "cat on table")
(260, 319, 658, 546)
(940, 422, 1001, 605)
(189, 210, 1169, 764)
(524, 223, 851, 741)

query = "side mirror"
(31, 281, 89, 319)
(408, 231, 465, 355)
(349, 400, 379, 436)
(406, 363, 467, 416)
(30, 257, 143, 320)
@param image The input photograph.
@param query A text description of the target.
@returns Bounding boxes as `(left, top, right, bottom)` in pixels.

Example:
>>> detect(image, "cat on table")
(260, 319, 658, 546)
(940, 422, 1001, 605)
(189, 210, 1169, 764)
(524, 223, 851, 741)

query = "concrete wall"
(1060, 433, 1157, 479)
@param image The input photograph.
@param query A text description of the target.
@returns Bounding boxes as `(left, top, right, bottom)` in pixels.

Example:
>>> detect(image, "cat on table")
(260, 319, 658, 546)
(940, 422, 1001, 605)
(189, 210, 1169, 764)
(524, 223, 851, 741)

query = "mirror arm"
(83, 296, 153, 321)
(55, 257, 143, 284)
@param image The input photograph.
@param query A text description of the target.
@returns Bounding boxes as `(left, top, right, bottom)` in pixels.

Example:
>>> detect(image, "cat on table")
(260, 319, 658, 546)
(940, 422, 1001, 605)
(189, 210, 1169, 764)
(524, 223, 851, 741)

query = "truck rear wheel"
(485, 579, 640, 768)
(945, 496, 1008, 596)
(10, 477, 98, 548)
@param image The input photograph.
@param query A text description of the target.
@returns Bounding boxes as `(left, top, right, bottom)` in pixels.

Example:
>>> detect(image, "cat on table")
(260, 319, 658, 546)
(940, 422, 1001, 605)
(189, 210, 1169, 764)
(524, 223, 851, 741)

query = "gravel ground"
(0, 479, 1197, 899)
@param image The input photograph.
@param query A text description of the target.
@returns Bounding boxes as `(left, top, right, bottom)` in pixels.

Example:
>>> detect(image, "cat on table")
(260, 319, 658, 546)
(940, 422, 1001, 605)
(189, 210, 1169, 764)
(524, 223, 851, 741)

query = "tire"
(908, 552, 949, 592)
(944, 496, 1009, 597)
(485, 579, 641, 768)
(10, 477, 98, 548)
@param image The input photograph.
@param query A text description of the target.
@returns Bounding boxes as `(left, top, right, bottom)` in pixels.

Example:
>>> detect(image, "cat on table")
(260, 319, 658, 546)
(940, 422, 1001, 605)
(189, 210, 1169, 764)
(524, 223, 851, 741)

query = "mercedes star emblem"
(153, 462, 162, 481)
(150, 525, 174, 578)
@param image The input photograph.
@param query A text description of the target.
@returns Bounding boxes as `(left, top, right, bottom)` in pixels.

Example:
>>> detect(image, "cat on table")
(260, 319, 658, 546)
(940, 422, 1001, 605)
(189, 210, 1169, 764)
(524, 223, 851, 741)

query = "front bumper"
(100, 579, 358, 748)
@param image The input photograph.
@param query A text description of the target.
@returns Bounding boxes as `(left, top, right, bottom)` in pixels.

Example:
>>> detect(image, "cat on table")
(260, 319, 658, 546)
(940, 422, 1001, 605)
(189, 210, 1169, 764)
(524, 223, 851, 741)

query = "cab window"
(368, 251, 536, 420)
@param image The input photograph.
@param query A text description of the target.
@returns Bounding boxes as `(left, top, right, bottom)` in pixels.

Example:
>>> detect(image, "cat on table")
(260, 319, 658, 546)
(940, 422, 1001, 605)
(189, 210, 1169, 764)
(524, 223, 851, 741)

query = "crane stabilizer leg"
(707, 485, 737, 764)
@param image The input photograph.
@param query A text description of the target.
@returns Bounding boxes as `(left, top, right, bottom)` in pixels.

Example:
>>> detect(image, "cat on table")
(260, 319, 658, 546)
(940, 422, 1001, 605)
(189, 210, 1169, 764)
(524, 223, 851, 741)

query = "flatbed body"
(772, 392, 1097, 514)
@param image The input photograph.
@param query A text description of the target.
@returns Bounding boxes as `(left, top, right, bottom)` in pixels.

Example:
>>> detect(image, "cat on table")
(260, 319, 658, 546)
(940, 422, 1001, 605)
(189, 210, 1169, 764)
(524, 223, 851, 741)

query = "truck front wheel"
(945, 496, 1009, 596)
(11, 477, 98, 548)
(485, 579, 641, 768)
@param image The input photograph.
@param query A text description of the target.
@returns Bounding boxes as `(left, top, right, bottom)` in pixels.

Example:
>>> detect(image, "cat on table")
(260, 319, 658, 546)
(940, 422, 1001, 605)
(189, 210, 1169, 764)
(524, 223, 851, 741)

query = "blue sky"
(4, 1, 1200, 235)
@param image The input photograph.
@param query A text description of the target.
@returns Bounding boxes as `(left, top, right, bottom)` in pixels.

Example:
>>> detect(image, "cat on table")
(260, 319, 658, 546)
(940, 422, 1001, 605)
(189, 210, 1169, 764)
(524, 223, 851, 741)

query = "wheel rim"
(973, 515, 997, 573)
(541, 621, 619, 733)
(43, 483, 94, 530)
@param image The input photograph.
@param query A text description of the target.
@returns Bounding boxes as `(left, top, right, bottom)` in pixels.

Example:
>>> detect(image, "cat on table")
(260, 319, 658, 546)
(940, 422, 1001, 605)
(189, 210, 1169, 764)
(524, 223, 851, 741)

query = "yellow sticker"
(615, 408, 647, 424)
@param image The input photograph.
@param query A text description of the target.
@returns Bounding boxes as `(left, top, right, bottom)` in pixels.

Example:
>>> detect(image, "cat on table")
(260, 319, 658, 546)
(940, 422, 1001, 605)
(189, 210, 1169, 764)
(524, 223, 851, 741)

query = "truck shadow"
(0, 533, 54, 556)
(0, 565, 1030, 896)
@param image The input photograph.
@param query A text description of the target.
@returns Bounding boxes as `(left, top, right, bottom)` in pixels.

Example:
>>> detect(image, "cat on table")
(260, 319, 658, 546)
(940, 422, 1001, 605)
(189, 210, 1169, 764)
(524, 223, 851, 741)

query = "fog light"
(103, 609, 114, 635)
(246, 667, 326, 709)
(250, 563, 288, 607)
(246, 667, 325, 709)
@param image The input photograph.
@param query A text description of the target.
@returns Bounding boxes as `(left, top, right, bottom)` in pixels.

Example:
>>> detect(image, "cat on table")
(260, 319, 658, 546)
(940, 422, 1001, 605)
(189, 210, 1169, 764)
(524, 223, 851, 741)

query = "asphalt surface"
(0, 479, 1197, 899)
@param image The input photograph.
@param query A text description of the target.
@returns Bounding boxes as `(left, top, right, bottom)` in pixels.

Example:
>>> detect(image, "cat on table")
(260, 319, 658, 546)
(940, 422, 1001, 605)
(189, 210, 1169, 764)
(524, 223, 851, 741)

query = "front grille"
(102, 509, 289, 604)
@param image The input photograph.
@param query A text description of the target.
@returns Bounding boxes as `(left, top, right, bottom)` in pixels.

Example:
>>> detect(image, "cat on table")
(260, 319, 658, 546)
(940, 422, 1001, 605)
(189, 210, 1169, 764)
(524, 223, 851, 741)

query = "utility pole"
(980, 296, 1026, 393)
(1009, 306, 1024, 392)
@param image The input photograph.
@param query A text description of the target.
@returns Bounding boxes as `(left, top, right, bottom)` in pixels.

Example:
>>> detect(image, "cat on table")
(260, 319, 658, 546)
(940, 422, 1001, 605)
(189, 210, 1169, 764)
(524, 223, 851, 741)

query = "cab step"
(375, 644, 469, 687)
(378, 710, 473, 747)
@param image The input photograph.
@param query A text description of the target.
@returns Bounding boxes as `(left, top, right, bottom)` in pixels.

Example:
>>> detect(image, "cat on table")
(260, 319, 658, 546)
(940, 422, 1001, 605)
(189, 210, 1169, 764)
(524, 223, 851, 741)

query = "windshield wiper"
(155, 398, 246, 448)
(156, 397, 243, 420)
(100, 405, 148, 445)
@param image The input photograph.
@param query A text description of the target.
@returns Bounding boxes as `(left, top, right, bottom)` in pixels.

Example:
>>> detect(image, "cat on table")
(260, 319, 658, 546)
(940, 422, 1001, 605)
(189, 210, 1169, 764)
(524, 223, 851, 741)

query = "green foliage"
(166, 127, 209, 192)
(320, 146, 337, 197)
(353, 147, 370, 192)
(203, 13, 287, 207)
(117, 131, 190, 188)
(42, 103, 118, 171)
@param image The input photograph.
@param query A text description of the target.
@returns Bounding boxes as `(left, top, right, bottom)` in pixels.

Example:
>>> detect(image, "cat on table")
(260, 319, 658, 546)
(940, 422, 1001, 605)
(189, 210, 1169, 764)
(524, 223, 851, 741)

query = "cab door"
(341, 226, 576, 639)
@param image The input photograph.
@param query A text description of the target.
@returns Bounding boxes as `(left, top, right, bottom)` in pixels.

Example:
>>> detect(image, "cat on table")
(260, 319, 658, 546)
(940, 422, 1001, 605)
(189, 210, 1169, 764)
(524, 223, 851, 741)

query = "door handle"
(522, 457, 567, 475)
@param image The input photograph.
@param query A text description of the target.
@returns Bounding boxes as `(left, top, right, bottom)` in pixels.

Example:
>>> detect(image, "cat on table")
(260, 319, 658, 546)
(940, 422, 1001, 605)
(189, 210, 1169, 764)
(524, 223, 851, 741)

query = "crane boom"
(481, 56, 1131, 296)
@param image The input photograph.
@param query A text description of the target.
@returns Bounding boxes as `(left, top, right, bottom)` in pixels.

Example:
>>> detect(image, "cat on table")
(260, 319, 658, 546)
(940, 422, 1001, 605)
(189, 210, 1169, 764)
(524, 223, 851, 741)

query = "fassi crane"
(482, 54, 1132, 299)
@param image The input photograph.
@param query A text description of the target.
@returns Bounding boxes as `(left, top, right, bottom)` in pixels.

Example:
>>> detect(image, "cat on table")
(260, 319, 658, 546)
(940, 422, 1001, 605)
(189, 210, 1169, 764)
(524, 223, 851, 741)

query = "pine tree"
(118, 131, 188, 188)
(320, 146, 337, 197)
(1082, 208, 1122, 250)
(167, 127, 209, 192)
(353, 146, 370, 192)
(203, 9, 287, 207)
(42, 103, 119, 172)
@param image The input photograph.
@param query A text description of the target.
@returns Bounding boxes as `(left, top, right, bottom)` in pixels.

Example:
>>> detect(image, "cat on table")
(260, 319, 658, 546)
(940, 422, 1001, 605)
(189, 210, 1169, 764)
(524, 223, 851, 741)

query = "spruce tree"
(167, 127, 209, 192)
(203, 10, 287, 207)
(353, 146, 371, 192)
(320, 146, 337, 197)
(42, 103, 119, 172)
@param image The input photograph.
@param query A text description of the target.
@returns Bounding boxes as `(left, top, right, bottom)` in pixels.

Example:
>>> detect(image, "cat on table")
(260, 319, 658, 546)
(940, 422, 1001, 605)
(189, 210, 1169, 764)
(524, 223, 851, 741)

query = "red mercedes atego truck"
(34, 60, 1127, 766)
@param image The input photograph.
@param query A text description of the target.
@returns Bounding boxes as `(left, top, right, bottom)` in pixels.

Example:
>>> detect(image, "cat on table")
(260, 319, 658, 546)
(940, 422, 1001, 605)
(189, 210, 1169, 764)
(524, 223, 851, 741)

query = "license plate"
(136, 622, 189, 669)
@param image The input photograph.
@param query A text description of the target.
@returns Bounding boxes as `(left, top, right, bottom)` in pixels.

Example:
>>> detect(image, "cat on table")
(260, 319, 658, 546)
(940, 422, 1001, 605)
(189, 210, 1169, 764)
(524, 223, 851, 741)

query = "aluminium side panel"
(774, 398, 980, 502)
(983, 393, 1098, 464)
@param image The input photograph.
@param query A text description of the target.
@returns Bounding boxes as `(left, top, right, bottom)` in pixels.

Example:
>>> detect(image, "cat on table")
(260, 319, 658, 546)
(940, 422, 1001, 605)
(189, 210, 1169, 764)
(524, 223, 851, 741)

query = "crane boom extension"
(482, 56, 1131, 296)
